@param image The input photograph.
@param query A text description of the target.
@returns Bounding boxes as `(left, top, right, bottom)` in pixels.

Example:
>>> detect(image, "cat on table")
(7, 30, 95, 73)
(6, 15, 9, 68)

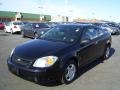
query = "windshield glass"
(40, 25, 82, 43)
(24, 23, 33, 28)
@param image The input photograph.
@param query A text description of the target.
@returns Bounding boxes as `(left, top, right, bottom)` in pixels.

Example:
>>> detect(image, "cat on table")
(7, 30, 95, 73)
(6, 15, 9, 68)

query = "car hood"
(14, 39, 71, 60)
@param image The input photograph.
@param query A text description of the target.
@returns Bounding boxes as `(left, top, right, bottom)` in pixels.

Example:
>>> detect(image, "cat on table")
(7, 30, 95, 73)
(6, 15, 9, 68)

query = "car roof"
(31, 22, 46, 24)
(58, 24, 94, 27)
(8, 21, 23, 24)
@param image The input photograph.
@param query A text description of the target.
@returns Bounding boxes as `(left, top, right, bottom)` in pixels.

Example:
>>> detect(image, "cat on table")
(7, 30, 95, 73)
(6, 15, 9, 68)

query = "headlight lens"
(33, 56, 58, 68)
(10, 48, 15, 57)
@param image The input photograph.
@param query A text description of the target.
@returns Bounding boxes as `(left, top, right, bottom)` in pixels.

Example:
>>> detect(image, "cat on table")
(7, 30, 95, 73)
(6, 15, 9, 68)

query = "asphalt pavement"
(0, 30, 120, 90)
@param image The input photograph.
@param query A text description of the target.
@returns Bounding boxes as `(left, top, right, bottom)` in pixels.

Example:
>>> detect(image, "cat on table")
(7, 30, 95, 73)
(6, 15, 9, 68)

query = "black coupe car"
(7, 24, 112, 84)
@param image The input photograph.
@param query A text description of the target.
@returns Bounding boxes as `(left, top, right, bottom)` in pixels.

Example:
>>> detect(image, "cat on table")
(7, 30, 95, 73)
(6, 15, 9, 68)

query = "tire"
(101, 45, 111, 60)
(61, 60, 77, 84)
(10, 29, 14, 34)
(34, 33, 38, 39)
(21, 31, 25, 38)
(4, 29, 7, 33)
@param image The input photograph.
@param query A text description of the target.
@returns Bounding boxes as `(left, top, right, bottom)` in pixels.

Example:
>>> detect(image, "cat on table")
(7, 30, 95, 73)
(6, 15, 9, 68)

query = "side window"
(97, 28, 105, 36)
(82, 27, 98, 40)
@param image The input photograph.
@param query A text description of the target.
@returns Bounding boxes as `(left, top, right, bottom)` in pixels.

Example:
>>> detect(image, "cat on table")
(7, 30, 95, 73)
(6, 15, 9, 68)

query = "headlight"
(10, 48, 15, 57)
(33, 56, 58, 68)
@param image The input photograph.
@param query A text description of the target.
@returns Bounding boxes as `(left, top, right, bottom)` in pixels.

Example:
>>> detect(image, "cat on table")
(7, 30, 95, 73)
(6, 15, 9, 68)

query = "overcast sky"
(0, 0, 120, 22)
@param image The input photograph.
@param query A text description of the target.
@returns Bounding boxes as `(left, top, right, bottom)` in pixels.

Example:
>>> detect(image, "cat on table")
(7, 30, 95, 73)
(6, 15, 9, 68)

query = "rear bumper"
(7, 58, 61, 83)
(12, 28, 21, 33)
(4, 28, 21, 33)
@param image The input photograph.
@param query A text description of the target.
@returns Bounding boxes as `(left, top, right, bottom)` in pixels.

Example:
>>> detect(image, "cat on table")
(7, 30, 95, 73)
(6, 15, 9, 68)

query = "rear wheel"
(21, 31, 25, 38)
(10, 29, 14, 34)
(34, 33, 38, 39)
(61, 60, 77, 84)
(101, 45, 111, 60)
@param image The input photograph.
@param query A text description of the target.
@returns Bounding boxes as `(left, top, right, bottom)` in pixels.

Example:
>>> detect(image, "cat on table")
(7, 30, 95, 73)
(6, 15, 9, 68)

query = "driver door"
(78, 26, 99, 66)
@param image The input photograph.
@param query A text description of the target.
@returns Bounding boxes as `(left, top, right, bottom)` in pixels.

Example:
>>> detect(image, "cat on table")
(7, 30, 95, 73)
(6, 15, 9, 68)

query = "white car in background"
(4, 21, 24, 34)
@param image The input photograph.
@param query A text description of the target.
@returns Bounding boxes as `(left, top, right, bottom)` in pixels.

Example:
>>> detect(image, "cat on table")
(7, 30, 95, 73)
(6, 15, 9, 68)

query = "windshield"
(24, 23, 33, 28)
(40, 25, 82, 43)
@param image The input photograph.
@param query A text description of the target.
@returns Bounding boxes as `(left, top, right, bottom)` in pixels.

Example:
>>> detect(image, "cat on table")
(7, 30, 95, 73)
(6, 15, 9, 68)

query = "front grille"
(11, 55, 33, 66)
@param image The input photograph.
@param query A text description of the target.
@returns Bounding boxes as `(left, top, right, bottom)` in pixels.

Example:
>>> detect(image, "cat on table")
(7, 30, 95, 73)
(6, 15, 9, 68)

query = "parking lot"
(0, 30, 120, 90)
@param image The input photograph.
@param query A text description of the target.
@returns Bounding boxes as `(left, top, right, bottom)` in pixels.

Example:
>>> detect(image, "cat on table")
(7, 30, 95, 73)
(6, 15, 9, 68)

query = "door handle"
(94, 41, 98, 45)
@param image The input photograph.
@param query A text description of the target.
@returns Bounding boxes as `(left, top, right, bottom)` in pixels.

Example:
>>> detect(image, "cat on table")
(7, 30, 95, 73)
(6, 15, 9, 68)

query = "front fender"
(59, 52, 79, 69)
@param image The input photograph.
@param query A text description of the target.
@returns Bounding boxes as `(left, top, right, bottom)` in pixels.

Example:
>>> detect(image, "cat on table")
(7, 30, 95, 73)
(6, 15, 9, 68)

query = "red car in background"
(0, 22, 5, 30)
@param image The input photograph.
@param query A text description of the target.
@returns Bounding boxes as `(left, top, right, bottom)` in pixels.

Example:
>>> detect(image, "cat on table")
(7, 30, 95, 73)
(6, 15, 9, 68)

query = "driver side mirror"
(80, 39, 90, 46)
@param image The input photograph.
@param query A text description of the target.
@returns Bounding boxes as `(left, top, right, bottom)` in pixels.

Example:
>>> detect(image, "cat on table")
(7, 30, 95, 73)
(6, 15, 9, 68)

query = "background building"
(51, 15, 69, 22)
(0, 11, 51, 22)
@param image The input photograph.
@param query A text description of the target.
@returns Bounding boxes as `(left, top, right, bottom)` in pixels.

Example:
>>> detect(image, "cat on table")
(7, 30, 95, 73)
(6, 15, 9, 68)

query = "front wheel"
(61, 60, 77, 84)
(4, 29, 7, 33)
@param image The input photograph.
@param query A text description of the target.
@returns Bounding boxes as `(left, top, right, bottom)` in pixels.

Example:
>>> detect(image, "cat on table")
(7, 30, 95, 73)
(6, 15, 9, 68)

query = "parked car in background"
(7, 24, 111, 84)
(0, 22, 5, 30)
(104, 22, 120, 35)
(47, 22, 60, 28)
(93, 22, 120, 35)
(107, 22, 120, 29)
(22, 21, 29, 25)
(21, 22, 50, 39)
(4, 21, 24, 34)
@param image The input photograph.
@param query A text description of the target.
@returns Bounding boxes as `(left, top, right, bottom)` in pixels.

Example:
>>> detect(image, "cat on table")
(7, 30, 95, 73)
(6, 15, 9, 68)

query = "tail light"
(14, 26, 17, 28)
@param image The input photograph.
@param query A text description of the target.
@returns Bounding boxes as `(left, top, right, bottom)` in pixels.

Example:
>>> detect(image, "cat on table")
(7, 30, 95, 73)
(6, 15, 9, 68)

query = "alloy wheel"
(105, 46, 110, 58)
(65, 64, 76, 82)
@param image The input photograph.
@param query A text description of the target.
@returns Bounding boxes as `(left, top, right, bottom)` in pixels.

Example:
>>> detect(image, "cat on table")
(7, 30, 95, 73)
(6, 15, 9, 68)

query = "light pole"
(38, 6, 44, 22)
(91, 12, 95, 19)
(0, 3, 2, 22)
(109, 16, 112, 21)
(0, 3, 2, 5)
(65, 0, 69, 22)
(68, 10, 73, 22)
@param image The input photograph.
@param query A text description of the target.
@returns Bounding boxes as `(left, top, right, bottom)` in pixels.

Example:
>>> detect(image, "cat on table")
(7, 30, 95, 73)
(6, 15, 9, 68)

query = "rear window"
(32, 23, 49, 28)
(13, 22, 23, 25)
(5, 22, 10, 26)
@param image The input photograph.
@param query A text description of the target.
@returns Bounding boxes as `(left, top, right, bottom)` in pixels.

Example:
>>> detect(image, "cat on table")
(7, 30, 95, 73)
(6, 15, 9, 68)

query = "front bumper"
(7, 57, 61, 83)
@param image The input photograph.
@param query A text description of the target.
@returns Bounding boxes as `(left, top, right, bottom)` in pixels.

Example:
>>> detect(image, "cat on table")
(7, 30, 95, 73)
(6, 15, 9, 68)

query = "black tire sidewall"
(21, 31, 25, 37)
(10, 29, 13, 34)
(103, 45, 111, 60)
(34, 33, 38, 39)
